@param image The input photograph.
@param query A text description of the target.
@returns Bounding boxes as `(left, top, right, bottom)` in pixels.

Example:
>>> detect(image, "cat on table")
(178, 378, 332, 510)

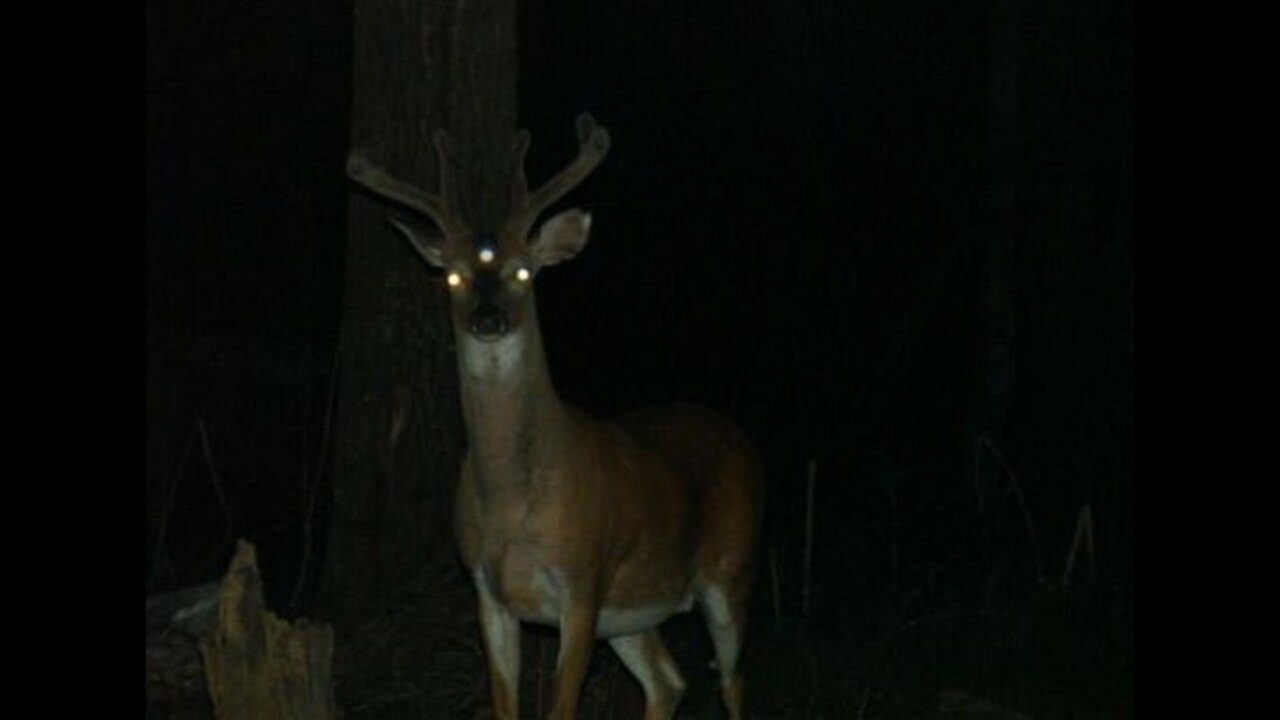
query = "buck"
(347, 114, 762, 720)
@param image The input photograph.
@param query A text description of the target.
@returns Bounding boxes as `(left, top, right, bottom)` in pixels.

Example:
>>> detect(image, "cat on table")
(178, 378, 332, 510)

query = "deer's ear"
(530, 209, 592, 266)
(390, 215, 449, 268)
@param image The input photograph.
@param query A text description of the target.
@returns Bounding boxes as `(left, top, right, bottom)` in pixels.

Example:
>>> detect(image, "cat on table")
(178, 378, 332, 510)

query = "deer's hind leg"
(697, 578, 751, 720)
(609, 630, 686, 720)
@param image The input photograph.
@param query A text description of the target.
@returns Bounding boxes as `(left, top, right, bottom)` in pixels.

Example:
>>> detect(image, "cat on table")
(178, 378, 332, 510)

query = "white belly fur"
(595, 595, 694, 637)
(484, 565, 694, 638)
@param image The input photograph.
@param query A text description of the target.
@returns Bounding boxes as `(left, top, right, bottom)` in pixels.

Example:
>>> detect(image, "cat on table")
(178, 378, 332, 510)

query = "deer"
(346, 114, 763, 720)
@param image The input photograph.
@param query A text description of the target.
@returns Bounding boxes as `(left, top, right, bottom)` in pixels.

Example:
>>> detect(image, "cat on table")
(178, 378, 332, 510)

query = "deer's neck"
(455, 304, 570, 494)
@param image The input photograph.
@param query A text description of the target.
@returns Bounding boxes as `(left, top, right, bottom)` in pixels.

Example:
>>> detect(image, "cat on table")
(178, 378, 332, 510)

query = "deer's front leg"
(477, 581, 521, 720)
(548, 598, 600, 719)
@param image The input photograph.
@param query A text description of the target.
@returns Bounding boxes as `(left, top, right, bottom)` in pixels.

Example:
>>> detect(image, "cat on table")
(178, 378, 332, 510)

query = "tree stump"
(199, 540, 335, 719)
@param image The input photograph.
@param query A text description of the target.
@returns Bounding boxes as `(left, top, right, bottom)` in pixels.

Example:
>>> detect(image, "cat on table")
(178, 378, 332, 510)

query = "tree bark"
(323, 0, 516, 627)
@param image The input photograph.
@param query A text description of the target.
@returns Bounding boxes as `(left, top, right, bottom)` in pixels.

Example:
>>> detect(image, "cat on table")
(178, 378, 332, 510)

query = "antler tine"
(508, 129, 533, 199)
(506, 113, 610, 234)
(346, 130, 467, 235)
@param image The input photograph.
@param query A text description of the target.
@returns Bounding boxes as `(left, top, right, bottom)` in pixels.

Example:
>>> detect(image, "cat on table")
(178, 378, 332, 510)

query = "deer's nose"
(471, 309, 509, 339)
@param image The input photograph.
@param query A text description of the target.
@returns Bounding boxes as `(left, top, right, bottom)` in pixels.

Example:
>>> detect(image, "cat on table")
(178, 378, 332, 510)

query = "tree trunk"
(969, 0, 1020, 532)
(323, 0, 516, 628)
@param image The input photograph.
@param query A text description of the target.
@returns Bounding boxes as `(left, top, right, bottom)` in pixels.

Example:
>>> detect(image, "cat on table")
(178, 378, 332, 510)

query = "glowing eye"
(515, 267, 531, 282)
(447, 272, 463, 288)
(478, 248, 495, 264)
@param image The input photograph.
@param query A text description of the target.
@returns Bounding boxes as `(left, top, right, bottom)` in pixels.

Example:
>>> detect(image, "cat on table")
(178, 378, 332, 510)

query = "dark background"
(147, 0, 1132, 715)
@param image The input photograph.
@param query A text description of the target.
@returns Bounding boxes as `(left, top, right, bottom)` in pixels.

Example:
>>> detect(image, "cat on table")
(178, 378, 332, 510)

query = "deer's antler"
(505, 113, 610, 238)
(346, 130, 469, 237)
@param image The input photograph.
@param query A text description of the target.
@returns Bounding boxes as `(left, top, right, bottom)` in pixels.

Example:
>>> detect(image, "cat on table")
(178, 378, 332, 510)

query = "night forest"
(146, 0, 1132, 717)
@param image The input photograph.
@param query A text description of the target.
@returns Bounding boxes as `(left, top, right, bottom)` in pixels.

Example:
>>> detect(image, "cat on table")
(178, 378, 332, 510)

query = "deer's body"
(348, 115, 761, 720)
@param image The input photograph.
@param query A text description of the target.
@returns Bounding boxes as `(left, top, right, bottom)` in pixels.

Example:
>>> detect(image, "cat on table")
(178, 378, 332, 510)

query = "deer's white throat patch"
(460, 330, 525, 381)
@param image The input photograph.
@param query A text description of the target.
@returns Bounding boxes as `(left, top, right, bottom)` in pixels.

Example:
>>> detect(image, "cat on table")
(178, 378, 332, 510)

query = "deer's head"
(347, 114, 611, 342)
